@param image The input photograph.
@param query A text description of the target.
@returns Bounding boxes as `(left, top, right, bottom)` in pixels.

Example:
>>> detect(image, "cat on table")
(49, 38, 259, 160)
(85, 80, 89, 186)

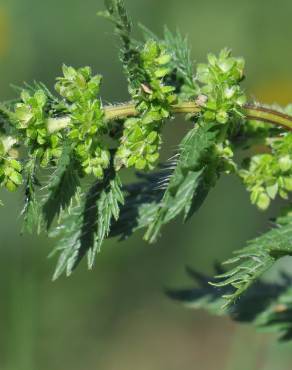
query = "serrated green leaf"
(21, 158, 42, 234)
(51, 170, 124, 279)
(213, 214, 292, 307)
(42, 143, 80, 230)
(87, 175, 124, 269)
(168, 266, 292, 341)
(144, 123, 218, 243)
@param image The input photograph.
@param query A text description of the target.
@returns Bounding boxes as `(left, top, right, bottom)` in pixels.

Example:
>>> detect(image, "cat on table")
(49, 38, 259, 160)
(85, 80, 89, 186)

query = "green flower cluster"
(214, 141, 236, 174)
(55, 65, 110, 178)
(240, 133, 292, 210)
(13, 90, 62, 166)
(197, 48, 246, 125)
(0, 136, 22, 192)
(115, 40, 177, 170)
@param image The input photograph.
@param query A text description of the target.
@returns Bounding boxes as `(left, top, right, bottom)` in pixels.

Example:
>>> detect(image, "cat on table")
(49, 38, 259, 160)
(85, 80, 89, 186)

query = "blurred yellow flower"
(0, 7, 10, 57)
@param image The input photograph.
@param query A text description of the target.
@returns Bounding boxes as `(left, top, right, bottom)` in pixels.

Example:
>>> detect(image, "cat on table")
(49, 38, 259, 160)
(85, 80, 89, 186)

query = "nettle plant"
(2, 0, 292, 341)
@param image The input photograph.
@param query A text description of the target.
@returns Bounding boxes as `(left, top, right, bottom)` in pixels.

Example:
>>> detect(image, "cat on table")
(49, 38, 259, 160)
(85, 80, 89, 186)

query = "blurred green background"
(1, 0, 292, 369)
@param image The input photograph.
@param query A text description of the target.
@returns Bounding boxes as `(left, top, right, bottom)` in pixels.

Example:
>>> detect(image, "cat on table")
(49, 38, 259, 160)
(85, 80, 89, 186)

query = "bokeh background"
(1, 0, 292, 369)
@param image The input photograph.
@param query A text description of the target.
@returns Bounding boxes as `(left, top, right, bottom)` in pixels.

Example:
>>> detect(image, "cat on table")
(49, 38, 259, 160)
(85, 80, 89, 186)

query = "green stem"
(102, 101, 201, 120)
(244, 104, 292, 130)
(104, 101, 292, 130)
(47, 101, 292, 133)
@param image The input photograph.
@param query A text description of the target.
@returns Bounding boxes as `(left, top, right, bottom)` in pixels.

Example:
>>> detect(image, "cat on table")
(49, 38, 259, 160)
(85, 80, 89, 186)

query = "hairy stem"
(102, 101, 201, 120)
(103, 101, 292, 130)
(244, 104, 292, 130)
(47, 101, 292, 133)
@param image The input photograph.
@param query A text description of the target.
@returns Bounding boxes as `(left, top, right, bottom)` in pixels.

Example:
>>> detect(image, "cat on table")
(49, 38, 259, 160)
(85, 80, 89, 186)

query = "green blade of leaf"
(51, 171, 124, 279)
(21, 158, 42, 234)
(144, 122, 218, 243)
(212, 214, 292, 307)
(168, 266, 292, 341)
(42, 144, 80, 230)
